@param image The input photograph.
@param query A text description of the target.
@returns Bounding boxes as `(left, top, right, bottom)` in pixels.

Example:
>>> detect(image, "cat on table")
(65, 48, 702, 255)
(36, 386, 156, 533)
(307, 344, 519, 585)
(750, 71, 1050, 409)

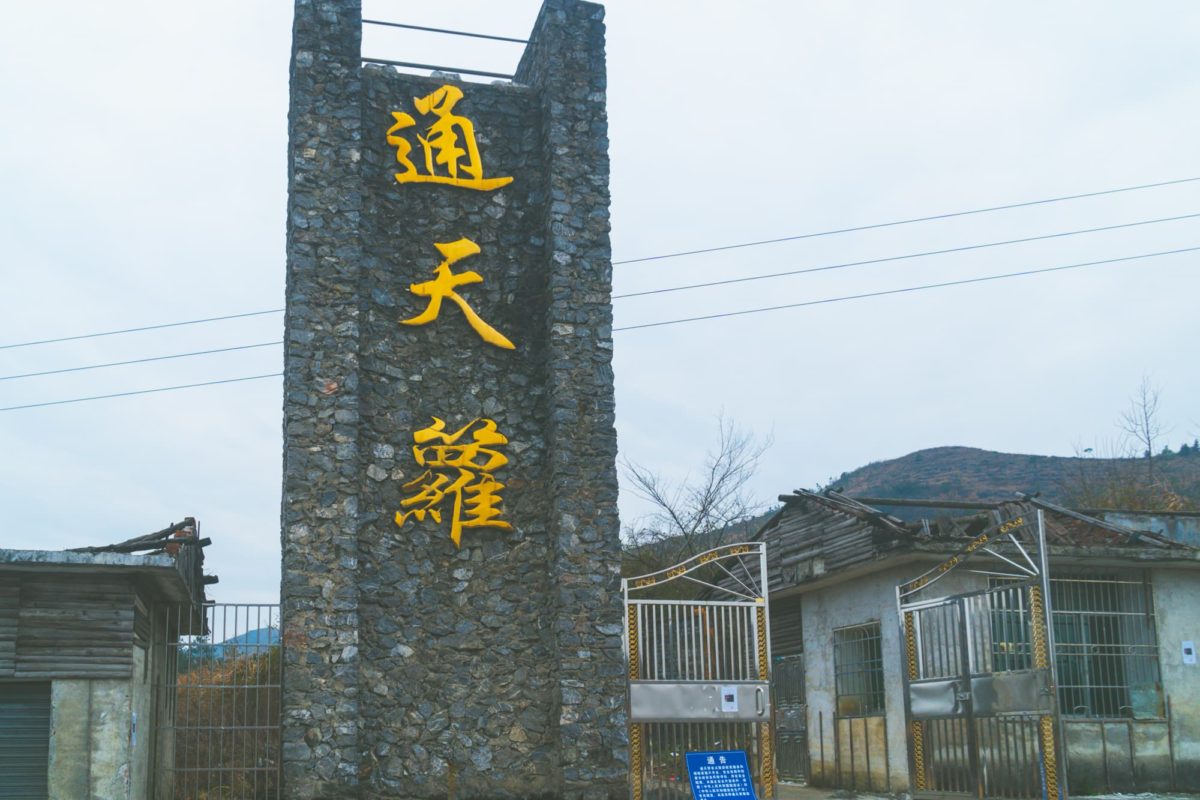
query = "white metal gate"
(897, 509, 1066, 800)
(623, 542, 773, 800)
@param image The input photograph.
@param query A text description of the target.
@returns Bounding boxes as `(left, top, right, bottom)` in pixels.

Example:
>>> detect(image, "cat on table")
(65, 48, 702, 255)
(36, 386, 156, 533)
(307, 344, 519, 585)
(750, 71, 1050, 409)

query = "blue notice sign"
(685, 750, 757, 800)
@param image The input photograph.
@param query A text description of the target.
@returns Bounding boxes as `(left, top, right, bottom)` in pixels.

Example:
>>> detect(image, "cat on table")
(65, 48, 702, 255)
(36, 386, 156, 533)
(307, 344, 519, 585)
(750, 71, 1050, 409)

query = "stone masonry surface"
(281, 1, 625, 797)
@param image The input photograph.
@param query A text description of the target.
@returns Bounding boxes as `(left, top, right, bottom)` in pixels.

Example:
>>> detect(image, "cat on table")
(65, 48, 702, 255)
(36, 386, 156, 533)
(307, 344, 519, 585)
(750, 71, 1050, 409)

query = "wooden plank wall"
(0, 582, 17, 676)
(0, 575, 136, 679)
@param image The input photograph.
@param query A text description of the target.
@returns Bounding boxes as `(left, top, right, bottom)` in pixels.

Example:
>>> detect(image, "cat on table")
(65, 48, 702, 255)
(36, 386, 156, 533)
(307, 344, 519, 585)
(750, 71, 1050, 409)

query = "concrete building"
(756, 492, 1200, 796)
(0, 519, 210, 800)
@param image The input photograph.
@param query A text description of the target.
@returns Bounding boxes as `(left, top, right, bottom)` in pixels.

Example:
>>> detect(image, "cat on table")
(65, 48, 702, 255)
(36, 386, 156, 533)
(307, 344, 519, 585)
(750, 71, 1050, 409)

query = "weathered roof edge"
(0, 547, 202, 605)
(775, 488, 909, 534)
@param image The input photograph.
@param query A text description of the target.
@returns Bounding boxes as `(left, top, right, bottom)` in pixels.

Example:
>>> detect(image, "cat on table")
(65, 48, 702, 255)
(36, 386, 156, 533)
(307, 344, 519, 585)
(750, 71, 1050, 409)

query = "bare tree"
(621, 414, 773, 579)
(1062, 378, 1193, 511)
(1063, 438, 1188, 511)
(1119, 376, 1168, 482)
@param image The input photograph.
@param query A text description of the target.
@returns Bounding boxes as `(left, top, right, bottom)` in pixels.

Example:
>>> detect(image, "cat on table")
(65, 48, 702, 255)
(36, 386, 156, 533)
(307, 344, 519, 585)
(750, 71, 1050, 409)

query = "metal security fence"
(154, 603, 281, 800)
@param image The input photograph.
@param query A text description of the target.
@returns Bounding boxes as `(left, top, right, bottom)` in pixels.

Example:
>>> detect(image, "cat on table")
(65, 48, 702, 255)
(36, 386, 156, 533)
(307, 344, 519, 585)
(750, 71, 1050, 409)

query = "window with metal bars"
(833, 622, 885, 717)
(988, 572, 1163, 719)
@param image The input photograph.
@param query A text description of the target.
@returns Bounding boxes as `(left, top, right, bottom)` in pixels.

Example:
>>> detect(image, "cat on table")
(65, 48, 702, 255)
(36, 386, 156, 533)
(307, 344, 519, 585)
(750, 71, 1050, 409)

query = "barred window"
(1053, 572, 1163, 719)
(833, 622, 885, 717)
(989, 572, 1163, 719)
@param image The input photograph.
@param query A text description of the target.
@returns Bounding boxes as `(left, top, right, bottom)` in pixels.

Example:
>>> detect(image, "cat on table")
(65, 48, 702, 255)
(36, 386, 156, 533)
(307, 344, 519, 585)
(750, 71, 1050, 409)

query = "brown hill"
(830, 446, 1200, 512)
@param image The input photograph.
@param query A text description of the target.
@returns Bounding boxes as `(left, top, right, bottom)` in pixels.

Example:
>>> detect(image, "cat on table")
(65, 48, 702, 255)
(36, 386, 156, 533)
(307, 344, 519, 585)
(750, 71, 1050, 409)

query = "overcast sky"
(1, 1, 1198, 603)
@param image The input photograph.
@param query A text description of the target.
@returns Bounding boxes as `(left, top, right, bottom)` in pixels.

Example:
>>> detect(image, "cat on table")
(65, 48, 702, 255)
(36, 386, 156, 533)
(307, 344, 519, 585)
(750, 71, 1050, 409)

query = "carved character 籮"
(394, 417, 513, 548)
(401, 238, 515, 349)
(387, 84, 513, 191)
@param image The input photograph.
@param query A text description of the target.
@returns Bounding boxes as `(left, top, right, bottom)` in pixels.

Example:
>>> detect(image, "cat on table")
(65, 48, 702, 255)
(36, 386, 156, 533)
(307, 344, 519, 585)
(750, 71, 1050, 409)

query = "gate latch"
(955, 690, 972, 702)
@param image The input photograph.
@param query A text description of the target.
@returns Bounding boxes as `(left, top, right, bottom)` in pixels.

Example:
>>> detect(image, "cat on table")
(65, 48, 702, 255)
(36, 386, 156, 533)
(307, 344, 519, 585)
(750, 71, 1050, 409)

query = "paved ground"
(775, 785, 888, 800)
(774, 787, 1197, 800)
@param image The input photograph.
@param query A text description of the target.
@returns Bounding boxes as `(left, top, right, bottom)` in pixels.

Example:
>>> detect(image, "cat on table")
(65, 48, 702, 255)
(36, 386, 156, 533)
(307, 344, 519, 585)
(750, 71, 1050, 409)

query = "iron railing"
(154, 603, 281, 800)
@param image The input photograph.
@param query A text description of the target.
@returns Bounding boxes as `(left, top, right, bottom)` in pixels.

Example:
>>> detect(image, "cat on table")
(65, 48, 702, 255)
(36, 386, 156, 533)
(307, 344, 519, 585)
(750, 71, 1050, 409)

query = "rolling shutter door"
(0, 682, 51, 800)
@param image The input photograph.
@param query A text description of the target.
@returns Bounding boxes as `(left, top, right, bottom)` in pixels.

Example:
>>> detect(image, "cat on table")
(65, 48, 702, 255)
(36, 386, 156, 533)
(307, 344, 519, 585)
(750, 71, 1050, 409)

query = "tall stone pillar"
(281, 1, 625, 797)
(516, 4, 627, 796)
(280, 0, 365, 797)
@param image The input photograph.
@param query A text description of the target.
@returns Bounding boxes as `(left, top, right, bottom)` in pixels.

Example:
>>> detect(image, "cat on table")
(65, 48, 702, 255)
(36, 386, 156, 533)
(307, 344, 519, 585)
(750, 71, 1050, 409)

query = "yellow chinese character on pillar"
(401, 238, 515, 350)
(394, 417, 513, 548)
(387, 84, 514, 191)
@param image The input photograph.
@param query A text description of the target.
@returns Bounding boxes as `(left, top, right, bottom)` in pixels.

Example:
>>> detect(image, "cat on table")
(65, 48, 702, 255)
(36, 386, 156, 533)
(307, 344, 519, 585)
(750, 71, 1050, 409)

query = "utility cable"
(0, 308, 284, 352)
(4, 216, 1195, 382)
(2, 176, 1196, 351)
(4, 246, 1193, 411)
(613, 211, 1200, 299)
(0, 374, 283, 412)
(0, 341, 283, 381)
(612, 246, 1199, 332)
(612, 175, 1200, 266)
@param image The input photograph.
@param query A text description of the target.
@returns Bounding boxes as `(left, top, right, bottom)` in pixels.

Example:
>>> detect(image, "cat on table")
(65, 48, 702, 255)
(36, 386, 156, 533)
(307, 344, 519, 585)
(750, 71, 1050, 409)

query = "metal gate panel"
(898, 510, 1065, 800)
(0, 681, 50, 800)
(624, 542, 773, 800)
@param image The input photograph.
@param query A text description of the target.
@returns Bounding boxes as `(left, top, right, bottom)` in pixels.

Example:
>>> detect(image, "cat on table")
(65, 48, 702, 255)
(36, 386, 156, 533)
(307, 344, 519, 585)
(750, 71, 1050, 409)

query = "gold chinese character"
(401, 238, 515, 350)
(394, 417, 513, 548)
(387, 84, 513, 191)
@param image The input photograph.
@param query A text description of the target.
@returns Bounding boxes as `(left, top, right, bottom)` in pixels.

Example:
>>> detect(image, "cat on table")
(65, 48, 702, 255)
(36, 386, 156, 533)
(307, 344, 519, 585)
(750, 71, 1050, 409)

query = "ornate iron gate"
(898, 510, 1066, 799)
(624, 543, 773, 800)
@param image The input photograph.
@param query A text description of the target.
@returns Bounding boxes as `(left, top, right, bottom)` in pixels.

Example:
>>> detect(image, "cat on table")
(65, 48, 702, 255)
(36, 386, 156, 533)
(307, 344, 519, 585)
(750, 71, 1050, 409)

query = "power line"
(3, 176, 1196, 352)
(0, 373, 283, 412)
(613, 211, 1200, 299)
(611, 175, 1200, 266)
(612, 246, 1199, 332)
(5, 246, 1193, 411)
(0, 308, 284, 351)
(4, 208, 1181, 382)
(0, 341, 283, 382)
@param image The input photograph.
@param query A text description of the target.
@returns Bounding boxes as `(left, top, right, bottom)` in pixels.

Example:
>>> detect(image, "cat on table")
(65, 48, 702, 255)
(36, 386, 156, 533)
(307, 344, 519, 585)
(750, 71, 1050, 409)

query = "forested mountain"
(829, 445, 1200, 511)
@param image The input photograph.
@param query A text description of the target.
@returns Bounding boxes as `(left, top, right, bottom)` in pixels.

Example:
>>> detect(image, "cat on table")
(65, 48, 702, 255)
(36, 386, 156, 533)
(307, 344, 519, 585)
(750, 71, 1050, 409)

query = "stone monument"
(279, 0, 625, 797)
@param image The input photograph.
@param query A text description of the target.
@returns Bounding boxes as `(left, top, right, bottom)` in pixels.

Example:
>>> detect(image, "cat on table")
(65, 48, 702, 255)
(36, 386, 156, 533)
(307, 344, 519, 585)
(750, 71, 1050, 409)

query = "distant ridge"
(829, 446, 1200, 513)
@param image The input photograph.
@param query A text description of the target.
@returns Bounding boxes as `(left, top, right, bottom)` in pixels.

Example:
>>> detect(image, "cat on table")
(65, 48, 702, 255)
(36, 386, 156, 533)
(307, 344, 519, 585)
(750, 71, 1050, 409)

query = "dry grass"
(173, 646, 281, 800)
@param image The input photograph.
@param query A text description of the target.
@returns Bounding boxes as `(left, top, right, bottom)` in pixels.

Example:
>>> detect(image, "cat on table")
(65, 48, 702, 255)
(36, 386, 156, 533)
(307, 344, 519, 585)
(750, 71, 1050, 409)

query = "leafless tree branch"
(621, 413, 773, 578)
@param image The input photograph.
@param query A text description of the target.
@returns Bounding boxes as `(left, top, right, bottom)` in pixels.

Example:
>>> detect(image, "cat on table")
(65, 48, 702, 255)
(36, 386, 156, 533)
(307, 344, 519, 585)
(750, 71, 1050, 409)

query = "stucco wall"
(47, 645, 157, 800)
(1153, 567, 1200, 788)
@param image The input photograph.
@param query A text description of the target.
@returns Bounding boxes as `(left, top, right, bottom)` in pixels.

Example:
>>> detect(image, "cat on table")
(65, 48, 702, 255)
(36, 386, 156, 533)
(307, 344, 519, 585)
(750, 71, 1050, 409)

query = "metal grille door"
(155, 603, 281, 799)
(624, 542, 773, 800)
(773, 654, 807, 782)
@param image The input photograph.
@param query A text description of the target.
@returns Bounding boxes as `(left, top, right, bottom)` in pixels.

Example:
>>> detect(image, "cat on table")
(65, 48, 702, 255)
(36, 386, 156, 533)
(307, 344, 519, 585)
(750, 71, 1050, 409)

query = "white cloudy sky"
(1, 1, 1198, 603)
